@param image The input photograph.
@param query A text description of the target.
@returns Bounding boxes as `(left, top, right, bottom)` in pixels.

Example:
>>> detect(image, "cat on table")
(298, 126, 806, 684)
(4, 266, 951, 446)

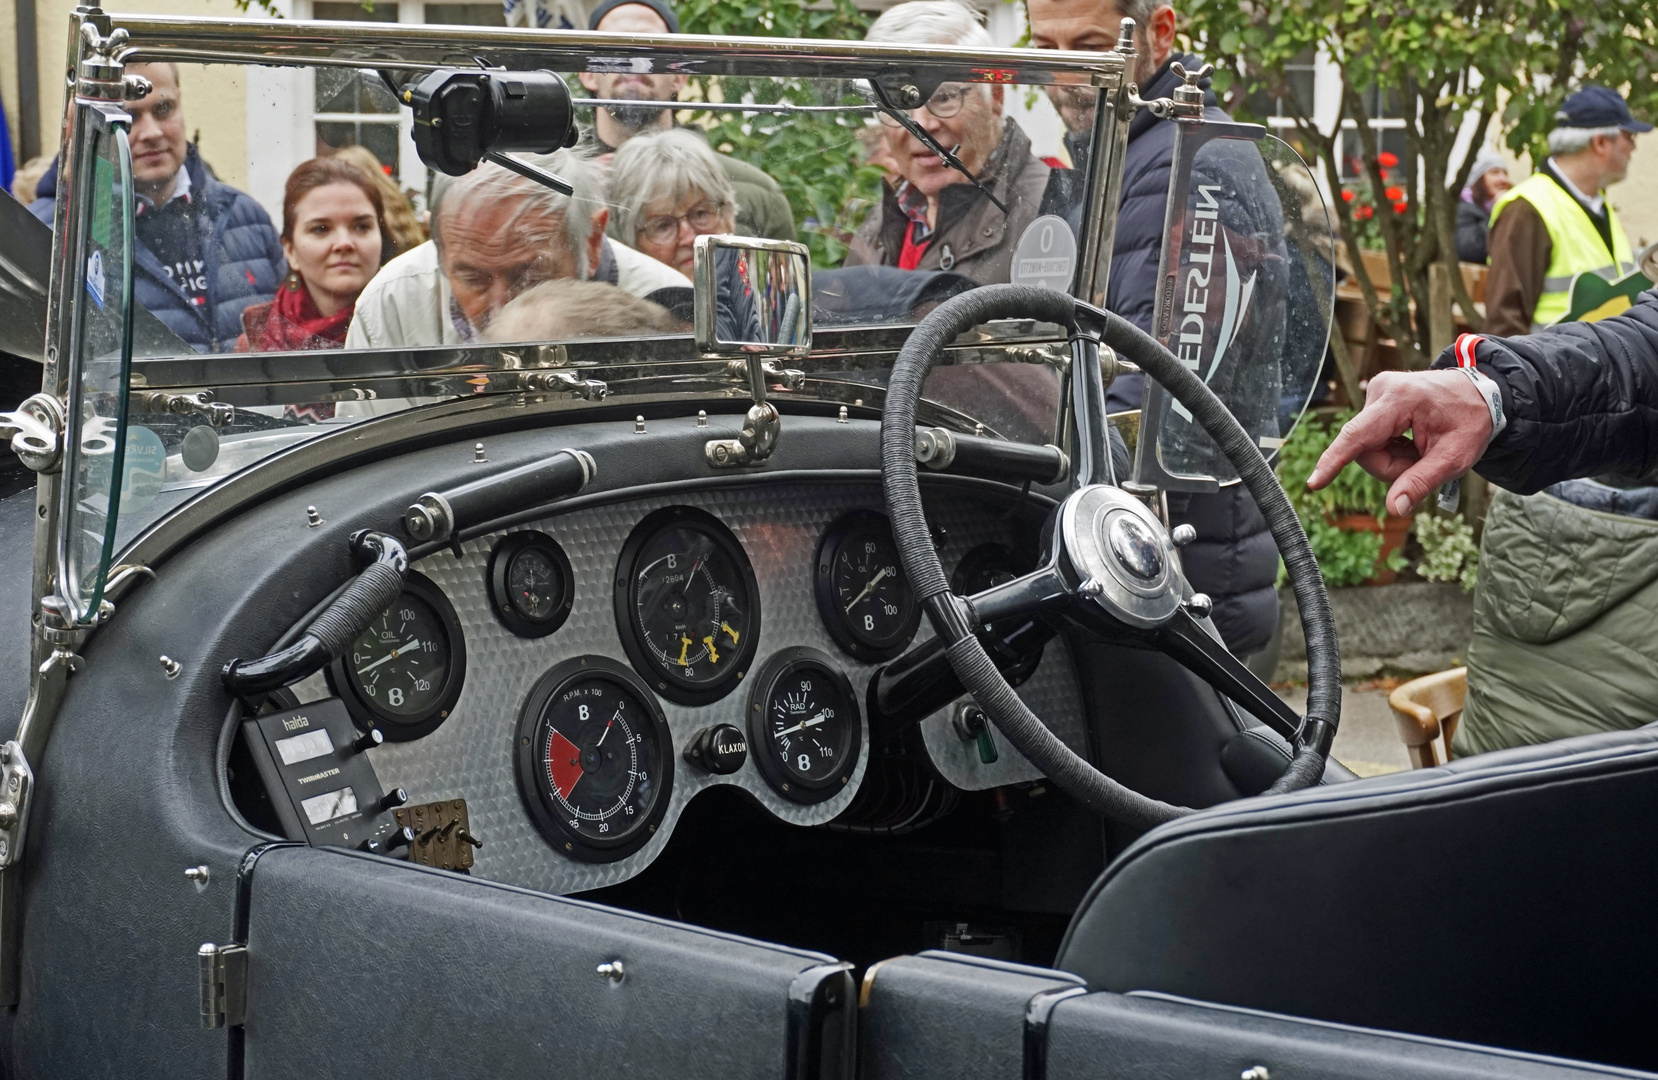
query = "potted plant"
(1276, 410, 1410, 586)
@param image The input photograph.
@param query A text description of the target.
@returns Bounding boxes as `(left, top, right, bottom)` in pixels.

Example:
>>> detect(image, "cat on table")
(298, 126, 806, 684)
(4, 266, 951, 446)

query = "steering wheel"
(882, 285, 1341, 829)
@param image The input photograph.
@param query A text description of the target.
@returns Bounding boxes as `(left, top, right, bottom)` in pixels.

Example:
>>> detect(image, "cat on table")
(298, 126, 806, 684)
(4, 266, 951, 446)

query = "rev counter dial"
(327, 571, 466, 742)
(615, 506, 761, 706)
(515, 657, 673, 862)
(814, 510, 921, 662)
(748, 647, 861, 804)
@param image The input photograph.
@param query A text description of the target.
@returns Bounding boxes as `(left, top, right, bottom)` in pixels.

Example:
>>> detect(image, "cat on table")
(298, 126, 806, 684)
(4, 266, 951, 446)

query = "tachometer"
(615, 506, 761, 705)
(328, 571, 465, 741)
(747, 647, 861, 803)
(814, 510, 921, 662)
(515, 656, 673, 862)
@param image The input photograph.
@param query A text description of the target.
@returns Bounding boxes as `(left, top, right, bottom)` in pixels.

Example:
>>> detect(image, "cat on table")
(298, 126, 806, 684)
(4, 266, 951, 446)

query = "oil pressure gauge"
(747, 647, 861, 804)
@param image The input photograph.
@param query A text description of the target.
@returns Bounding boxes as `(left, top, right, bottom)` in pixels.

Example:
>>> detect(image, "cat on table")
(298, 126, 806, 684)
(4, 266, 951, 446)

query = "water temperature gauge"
(747, 647, 861, 804)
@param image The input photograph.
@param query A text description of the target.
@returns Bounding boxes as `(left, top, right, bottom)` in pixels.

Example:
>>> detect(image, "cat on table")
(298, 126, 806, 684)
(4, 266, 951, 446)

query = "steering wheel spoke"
(1155, 606, 1303, 741)
(965, 564, 1073, 626)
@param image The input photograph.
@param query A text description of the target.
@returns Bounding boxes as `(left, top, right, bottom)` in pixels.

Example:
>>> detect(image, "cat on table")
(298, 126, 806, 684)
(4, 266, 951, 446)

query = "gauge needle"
(679, 556, 704, 596)
(844, 568, 890, 614)
(597, 718, 614, 747)
(775, 711, 827, 737)
(357, 639, 420, 675)
(677, 636, 691, 665)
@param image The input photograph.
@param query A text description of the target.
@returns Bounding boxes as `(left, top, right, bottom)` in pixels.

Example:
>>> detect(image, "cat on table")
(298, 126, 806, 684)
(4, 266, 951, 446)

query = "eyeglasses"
(877, 83, 974, 127)
(639, 204, 726, 246)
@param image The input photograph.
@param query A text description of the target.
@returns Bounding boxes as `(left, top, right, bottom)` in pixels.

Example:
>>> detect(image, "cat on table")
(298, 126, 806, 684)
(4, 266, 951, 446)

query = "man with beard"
(579, 0, 796, 242)
(1028, 0, 1288, 665)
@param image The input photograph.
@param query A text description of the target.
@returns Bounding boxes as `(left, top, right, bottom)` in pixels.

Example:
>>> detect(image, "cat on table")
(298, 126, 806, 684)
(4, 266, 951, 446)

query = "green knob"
(975, 727, 998, 765)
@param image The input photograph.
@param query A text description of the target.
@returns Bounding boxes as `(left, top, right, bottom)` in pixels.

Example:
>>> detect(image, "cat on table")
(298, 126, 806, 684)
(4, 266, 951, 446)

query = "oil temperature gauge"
(747, 647, 861, 804)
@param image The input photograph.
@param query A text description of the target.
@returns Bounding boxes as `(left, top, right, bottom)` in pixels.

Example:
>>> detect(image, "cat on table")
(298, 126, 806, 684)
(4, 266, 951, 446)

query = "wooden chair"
(1388, 668, 1467, 769)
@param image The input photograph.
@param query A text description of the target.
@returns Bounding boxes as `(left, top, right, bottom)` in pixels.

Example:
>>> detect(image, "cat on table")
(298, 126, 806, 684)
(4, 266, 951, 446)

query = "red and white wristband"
(1437, 334, 1507, 513)
(1452, 334, 1507, 445)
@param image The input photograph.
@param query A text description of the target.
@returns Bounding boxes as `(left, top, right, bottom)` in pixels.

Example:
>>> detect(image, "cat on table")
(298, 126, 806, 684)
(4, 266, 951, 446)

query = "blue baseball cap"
(1556, 85, 1653, 134)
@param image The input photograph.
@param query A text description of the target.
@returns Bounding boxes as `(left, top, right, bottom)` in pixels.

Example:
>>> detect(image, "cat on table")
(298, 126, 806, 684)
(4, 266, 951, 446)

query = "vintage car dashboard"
(237, 417, 1089, 897)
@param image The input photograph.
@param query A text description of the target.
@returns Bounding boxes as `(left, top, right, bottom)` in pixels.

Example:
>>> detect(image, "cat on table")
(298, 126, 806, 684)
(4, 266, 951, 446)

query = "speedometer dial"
(328, 571, 465, 741)
(516, 657, 672, 862)
(814, 510, 921, 662)
(615, 506, 761, 706)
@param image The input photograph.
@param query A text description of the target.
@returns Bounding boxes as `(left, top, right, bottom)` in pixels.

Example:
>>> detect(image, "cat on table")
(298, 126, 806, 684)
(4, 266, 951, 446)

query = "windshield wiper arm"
(864, 83, 1007, 216)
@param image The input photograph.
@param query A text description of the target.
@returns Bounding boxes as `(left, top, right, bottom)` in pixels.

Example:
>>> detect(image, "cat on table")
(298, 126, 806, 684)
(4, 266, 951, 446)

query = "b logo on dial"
(514, 657, 673, 862)
(813, 510, 921, 662)
(615, 506, 762, 706)
(747, 647, 861, 804)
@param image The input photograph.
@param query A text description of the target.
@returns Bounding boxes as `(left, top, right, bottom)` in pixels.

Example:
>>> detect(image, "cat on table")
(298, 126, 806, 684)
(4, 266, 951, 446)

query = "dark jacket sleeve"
(1482, 197, 1551, 337)
(1432, 291, 1658, 492)
(1455, 199, 1489, 264)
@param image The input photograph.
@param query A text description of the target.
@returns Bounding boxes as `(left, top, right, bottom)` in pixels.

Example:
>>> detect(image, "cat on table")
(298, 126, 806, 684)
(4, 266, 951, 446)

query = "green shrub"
(1415, 512, 1479, 592)
(1275, 410, 1408, 588)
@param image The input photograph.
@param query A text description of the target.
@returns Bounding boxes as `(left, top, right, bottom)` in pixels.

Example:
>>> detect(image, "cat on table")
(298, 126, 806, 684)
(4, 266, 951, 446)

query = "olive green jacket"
(1455, 486, 1658, 756)
(720, 156, 796, 244)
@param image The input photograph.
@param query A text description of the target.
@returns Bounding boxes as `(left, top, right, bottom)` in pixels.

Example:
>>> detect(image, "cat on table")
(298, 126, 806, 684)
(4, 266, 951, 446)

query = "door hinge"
(198, 942, 247, 1028)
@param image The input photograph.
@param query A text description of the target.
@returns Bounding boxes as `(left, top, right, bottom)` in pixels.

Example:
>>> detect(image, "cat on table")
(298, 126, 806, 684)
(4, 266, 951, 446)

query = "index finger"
(1307, 402, 1409, 489)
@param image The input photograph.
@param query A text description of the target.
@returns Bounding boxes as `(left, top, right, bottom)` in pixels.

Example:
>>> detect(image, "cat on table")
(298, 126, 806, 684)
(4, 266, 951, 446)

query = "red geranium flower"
(1341, 189, 1357, 202)
(1378, 151, 1399, 168)
(1355, 205, 1374, 220)
(1384, 186, 1405, 201)
(1392, 200, 1409, 214)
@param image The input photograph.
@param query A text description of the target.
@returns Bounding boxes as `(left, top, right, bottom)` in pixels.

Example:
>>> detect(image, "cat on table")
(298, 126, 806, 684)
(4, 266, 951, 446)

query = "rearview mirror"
(693, 236, 812, 357)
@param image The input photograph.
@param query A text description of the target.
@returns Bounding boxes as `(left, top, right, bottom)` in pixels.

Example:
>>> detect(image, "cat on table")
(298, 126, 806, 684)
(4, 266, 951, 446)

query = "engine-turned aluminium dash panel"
(353, 482, 1087, 896)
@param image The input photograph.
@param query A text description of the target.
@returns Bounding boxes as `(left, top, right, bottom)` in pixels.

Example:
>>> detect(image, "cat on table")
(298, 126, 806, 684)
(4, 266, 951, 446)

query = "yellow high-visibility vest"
(1490, 170, 1634, 329)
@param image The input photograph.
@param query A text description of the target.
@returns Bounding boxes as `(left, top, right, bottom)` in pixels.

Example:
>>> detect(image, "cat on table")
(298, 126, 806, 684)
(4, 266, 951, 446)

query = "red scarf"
(251, 280, 354, 352)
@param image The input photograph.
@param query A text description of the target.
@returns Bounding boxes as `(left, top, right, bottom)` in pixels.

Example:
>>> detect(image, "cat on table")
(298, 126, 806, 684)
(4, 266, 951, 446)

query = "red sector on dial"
(546, 728, 584, 801)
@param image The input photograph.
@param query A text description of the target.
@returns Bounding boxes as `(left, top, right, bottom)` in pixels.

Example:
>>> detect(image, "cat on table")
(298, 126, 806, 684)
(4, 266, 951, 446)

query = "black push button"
(683, 724, 748, 775)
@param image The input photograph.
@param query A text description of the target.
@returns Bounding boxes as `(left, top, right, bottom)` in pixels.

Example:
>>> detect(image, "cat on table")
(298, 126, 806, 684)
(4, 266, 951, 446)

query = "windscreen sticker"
(1010, 215, 1078, 292)
(85, 250, 106, 310)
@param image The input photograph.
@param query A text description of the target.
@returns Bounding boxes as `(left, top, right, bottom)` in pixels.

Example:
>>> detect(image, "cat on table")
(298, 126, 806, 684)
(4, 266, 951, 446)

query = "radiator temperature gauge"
(747, 647, 861, 804)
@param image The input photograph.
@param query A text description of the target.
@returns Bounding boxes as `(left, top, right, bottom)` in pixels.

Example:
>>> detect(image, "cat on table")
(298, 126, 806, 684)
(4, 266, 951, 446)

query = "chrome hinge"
(131, 390, 236, 430)
(0, 394, 66, 473)
(198, 943, 248, 1028)
(0, 744, 34, 870)
(519, 369, 609, 401)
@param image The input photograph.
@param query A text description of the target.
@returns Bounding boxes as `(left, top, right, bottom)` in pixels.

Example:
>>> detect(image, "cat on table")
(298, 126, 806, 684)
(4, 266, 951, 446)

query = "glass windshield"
(60, 113, 139, 623)
(1142, 130, 1336, 485)
(71, 43, 1102, 554)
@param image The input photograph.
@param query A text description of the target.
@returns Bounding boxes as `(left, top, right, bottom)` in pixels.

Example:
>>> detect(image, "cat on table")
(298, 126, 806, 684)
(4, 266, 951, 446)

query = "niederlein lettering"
(1170, 183, 1256, 420)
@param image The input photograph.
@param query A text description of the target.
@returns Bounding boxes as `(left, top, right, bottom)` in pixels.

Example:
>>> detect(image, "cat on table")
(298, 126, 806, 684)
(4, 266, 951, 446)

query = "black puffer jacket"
(1442, 290, 1658, 492)
(1084, 56, 1283, 655)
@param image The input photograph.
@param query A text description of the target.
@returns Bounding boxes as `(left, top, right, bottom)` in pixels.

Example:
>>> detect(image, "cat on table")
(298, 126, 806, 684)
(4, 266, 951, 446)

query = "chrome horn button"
(1058, 485, 1183, 629)
(1106, 512, 1164, 580)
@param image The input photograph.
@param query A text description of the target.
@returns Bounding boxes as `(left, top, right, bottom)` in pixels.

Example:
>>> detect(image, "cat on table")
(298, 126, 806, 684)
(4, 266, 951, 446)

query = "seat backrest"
(1056, 725, 1658, 1073)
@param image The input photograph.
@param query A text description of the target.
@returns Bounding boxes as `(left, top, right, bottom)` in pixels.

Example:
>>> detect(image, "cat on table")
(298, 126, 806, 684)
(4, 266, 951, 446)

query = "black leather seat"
(1056, 725, 1658, 1073)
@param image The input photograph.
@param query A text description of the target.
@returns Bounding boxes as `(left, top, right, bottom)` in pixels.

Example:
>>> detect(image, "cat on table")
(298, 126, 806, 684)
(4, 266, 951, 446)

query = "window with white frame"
(1242, 46, 1316, 131)
(1339, 82, 1409, 182)
(308, 1, 507, 186)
